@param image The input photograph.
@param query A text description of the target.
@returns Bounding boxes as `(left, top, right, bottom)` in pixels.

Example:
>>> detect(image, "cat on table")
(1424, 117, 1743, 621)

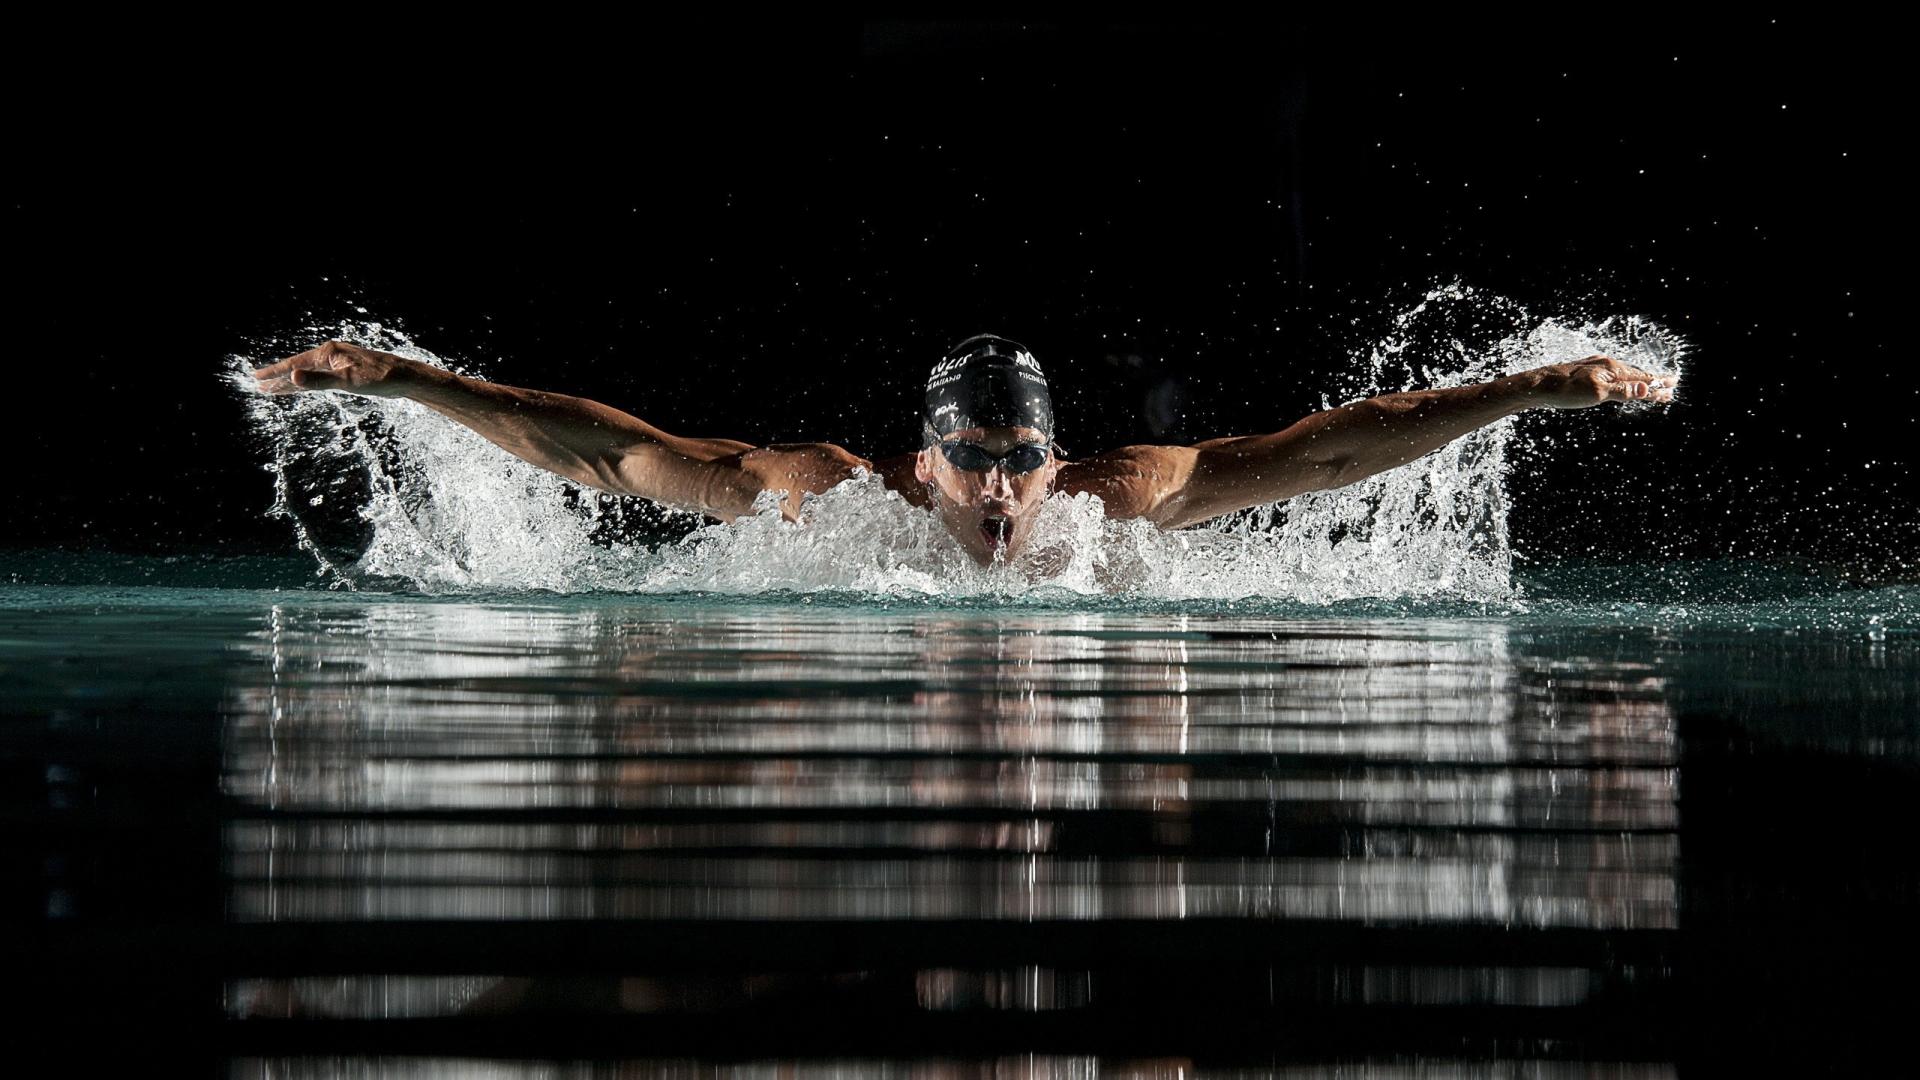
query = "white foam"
(230, 284, 1685, 600)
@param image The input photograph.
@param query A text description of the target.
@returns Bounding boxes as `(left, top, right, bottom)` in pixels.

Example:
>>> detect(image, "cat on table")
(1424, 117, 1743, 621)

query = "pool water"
(5, 556, 1913, 1073)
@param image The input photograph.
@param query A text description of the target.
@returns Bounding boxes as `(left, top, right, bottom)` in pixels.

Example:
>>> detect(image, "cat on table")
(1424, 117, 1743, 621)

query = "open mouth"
(979, 515, 1012, 550)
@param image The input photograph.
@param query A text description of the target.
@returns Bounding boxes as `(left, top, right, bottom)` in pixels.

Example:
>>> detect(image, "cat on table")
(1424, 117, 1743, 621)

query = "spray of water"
(229, 284, 1685, 600)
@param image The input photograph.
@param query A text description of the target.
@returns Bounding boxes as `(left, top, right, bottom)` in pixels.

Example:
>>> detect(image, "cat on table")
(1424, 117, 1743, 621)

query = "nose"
(982, 466, 1014, 499)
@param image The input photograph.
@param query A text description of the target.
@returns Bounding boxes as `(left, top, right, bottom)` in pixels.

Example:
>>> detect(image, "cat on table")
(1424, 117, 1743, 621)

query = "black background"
(8, 15, 1913, 570)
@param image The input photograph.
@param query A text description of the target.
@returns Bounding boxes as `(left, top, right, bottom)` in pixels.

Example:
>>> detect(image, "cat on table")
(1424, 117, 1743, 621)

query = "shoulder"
(1056, 445, 1201, 522)
(868, 453, 933, 508)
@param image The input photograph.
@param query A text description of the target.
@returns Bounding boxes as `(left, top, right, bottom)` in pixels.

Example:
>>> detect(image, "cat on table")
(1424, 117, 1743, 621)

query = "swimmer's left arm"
(1079, 355, 1676, 528)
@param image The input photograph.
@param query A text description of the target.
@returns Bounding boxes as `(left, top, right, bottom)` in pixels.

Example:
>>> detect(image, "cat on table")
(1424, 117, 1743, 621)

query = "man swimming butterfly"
(252, 334, 1676, 565)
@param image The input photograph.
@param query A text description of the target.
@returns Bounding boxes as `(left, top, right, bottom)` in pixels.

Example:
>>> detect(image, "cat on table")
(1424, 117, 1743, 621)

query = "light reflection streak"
(222, 1053, 1679, 1077)
(222, 604, 1678, 929)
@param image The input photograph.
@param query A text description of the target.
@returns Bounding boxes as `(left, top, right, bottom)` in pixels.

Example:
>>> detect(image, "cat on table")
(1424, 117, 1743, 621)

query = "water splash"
(230, 285, 1685, 600)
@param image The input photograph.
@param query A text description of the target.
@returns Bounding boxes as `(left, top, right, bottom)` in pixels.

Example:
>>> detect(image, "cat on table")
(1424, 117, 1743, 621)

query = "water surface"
(5, 559, 1912, 1072)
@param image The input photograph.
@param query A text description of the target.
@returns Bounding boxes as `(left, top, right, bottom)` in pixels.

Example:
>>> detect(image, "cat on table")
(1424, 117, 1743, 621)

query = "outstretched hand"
(251, 341, 421, 398)
(1521, 355, 1679, 409)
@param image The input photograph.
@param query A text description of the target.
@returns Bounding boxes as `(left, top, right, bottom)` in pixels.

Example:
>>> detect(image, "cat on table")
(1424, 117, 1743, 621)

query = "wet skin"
(909, 427, 1058, 566)
(254, 342, 1678, 571)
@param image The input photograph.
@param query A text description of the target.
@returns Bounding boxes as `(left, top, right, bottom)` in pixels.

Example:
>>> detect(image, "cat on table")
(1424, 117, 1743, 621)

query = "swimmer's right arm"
(252, 341, 774, 519)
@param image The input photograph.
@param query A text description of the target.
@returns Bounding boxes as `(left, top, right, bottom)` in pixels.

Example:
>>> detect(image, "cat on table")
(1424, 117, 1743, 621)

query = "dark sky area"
(7, 15, 1912, 571)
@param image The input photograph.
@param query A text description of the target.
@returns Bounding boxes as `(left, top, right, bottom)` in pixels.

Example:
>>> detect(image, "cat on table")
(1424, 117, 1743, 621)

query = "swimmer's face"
(915, 426, 1059, 565)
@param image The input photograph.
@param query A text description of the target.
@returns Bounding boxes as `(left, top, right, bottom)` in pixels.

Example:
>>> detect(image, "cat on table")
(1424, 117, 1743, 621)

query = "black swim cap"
(923, 333, 1054, 447)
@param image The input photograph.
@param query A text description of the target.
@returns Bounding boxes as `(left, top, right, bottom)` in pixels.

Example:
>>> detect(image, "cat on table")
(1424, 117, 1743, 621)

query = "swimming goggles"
(938, 440, 1051, 474)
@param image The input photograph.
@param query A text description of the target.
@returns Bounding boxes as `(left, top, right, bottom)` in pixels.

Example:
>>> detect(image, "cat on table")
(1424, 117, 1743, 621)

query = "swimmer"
(251, 334, 1676, 565)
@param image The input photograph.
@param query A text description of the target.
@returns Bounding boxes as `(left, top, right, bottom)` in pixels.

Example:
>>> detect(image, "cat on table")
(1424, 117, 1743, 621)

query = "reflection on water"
(221, 606, 1678, 929)
(212, 602, 1686, 1059)
(224, 1059, 1678, 1079)
(13, 586, 1909, 1069)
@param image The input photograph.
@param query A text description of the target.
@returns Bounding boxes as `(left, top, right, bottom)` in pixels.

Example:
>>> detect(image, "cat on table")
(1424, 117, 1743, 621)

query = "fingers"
(1612, 363, 1678, 401)
(1604, 378, 1677, 404)
(251, 357, 296, 380)
(1582, 356, 1678, 404)
(252, 343, 361, 396)
(255, 367, 340, 395)
(252, 346, 317, 380)
(289, 368, 347, 391)
(252, 342, 344, 382)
